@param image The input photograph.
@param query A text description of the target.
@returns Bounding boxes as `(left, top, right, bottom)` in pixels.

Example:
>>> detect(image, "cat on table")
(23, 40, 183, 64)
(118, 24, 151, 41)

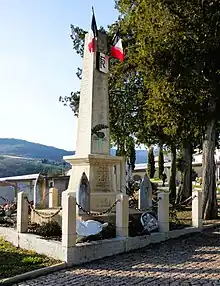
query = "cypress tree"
(148, 147, 155, 178)
(158, 146, 164, 179)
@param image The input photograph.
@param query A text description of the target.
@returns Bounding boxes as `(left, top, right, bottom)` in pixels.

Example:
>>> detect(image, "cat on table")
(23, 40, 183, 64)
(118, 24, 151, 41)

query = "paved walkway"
(14, 229, 220, 286)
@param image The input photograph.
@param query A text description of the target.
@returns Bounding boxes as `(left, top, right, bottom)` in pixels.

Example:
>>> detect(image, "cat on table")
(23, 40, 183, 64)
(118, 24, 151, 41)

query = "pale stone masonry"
(75, 32, 110, 157)
(49, 187, 59, 208)
(64, 32, 126, 213)
(138, 173, 153, 210)
(116, 193, 129, 237)
(62, 191, 76, 248)
(157, 191, 169, 232)
(192, 189, 203, 228)
(17, 191, 28, 233)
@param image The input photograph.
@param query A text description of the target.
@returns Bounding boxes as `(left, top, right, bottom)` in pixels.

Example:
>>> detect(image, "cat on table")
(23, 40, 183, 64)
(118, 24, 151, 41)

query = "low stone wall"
(2, 189, 203, 266)
(68, 227, 201, 265)
(0, 226, 201, 265)
(0, 227, 63, 261)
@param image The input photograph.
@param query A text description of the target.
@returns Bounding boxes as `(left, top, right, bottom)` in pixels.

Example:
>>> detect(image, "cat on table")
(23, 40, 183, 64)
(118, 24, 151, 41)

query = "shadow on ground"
(16, 228, 220, 285)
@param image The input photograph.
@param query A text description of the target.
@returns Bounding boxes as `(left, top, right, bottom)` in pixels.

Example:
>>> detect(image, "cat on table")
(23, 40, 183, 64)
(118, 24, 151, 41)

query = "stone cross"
(138, 173, 152, 210)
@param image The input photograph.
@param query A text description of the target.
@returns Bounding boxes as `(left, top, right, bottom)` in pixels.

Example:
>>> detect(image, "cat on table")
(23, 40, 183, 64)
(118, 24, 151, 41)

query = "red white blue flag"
(111, 31, 124, 62)
(88, 8, 98, 53)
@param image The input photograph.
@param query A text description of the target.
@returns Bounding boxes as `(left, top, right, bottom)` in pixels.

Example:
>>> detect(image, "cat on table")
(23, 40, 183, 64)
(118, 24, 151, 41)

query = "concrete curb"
(1, 223, 220, 285)
(0, 262, 67, 285)
(202, 222, 220, 230)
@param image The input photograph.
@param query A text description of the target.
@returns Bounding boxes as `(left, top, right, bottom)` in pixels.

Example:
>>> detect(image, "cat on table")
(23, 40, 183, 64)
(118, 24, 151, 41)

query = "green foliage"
(61, 25, 145, 161)
(125, 136, 136, 170)
(0, 138, 70, 177)
(147, 147, 155, 178)
(61, 0, 220, 218)
(0, 157, 68, 177)
(59, 91, 80, 117)
(158, 147, 164, 178)
(0, 237, 58, 279)
(31, 221, 62, 238)
(22, 256, 43, 265)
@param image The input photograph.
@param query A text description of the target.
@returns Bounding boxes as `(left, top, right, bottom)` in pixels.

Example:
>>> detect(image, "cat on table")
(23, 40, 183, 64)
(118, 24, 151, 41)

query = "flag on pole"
(88, 8, 98, 53)
(111, 31, 124, 62)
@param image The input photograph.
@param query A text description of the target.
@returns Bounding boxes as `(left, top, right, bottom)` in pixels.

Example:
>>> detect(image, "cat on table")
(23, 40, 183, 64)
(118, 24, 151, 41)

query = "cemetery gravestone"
(139, 173, 153, 210)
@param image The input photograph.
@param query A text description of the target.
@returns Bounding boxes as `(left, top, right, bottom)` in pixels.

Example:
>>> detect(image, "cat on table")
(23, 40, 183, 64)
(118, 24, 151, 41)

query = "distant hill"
(0, 138, 151, 178)
(0, 156, 68, 178)
(0, 138, 150, 164)
(0, 138, 73, 162)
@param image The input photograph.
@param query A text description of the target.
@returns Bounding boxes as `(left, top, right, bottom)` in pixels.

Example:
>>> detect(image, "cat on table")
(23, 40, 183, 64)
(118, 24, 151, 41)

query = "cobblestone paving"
(14, 230, 220, 286)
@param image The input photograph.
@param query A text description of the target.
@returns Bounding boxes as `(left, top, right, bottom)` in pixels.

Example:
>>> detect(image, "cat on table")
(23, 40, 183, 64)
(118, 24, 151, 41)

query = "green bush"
(29, 221, 62, 238)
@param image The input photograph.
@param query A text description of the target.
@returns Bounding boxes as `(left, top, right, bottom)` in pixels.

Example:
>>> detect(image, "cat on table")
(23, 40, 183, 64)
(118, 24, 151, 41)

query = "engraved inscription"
(96, 165, 109, 187)
(94, 164, 110, 192)
(97, 31, 107, 53)
(90, 195, 117, 212)
(98, 197, 110, 209)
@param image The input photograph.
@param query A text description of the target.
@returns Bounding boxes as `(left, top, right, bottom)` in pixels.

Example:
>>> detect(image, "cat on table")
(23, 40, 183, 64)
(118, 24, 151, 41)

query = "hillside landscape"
(0, 138, 148, 178)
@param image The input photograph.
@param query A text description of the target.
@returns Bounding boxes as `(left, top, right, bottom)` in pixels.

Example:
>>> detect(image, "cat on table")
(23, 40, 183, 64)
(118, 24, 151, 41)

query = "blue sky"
(0, 0, 117, 151)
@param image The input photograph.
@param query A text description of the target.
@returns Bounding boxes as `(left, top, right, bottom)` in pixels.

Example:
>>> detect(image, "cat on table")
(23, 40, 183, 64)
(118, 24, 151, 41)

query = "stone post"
(120, 158, 127, 194)
(41, 177, 47, 208)
(62, 191, 76, 248)
(192, 189, 203, 228)
(49, 187, 59, 208)
(116, 193, 129, 237)
(17, 191, 29, 233)
(157, 191, 169, 232)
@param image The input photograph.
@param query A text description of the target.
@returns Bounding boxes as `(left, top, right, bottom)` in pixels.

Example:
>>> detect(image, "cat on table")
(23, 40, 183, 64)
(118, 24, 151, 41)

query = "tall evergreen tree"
(61, 0, 220, 218)
(147, 147, 155, 178)
(158, 146, 164, 179)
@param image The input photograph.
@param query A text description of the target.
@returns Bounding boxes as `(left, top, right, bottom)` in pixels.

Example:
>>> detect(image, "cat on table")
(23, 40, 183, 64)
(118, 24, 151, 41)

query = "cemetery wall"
(0, 225, 201, 265)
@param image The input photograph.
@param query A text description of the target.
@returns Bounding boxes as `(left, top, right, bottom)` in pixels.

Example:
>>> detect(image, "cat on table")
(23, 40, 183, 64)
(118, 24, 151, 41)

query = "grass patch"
(0, 237, 60, 279)
(192, 184, 220, 192)
(175, 209, 192, 226)
(150, 178, 162, 182)
(171, 208, 220, 227)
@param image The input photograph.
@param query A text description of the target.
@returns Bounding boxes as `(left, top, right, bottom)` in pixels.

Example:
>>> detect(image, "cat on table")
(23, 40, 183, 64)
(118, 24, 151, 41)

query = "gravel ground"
(13, 229, 220, 285)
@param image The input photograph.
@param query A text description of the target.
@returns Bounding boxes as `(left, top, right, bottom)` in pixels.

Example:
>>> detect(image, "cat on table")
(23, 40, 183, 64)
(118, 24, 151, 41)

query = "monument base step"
(76, 208, 149, 224)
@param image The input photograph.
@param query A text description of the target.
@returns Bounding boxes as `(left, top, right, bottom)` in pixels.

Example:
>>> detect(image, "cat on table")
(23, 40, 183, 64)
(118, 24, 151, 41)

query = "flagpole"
(91, 5, 98, 52)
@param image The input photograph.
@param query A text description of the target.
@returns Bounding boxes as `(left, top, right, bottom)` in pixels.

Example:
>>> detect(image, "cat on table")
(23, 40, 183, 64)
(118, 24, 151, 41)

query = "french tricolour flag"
(111, 32, 124, 62)
(88, 9, 98, 53)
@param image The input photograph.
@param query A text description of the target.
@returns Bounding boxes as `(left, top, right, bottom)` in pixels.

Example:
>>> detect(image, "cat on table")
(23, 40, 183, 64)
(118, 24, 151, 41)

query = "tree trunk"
(175, 143, 192, 205)
(202, 119, 218, 220)
(169, 144, 176, 202)
(158, 145, 164, 179)
(182, 143, 192, 199)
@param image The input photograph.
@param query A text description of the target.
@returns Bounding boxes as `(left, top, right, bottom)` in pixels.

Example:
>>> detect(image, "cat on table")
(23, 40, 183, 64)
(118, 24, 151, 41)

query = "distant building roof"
(0, 173, 41, 182)
(134, 164, 147, 171)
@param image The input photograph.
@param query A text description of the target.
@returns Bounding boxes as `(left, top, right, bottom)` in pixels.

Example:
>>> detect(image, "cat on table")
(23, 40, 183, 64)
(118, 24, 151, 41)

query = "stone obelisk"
(64, 31, 126, 212)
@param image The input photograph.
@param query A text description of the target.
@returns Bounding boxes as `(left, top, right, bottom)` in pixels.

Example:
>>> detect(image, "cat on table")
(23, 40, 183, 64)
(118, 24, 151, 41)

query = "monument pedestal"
(64, 154, 126, 212)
